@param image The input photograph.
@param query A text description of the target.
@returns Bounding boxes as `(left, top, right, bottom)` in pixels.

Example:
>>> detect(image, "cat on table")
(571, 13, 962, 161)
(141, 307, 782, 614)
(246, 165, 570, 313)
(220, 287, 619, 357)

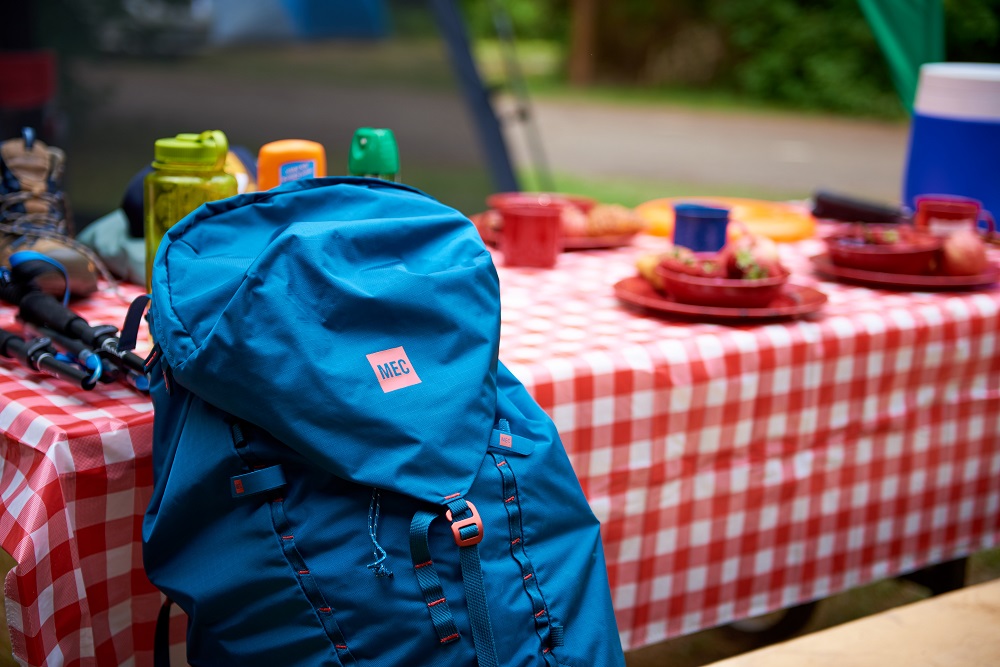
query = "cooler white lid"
(914, 62, 1000, 121)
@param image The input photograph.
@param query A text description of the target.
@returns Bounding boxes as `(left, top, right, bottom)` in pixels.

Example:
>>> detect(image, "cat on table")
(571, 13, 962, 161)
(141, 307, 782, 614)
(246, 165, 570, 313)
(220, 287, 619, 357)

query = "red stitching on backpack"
(511, 538, 521, 545)
(335, 644, 347, 650)
(504, 495, 515, 503)
(281, 535, 293, 540)
(318, 607, 331, 613)
(440, 633, 459, 643)
(534, 608, 547, 618)
(414, 560, 432, 569)
(496, 461, 507, 467)
(543, 647, 551, 654)
(523, 573, 533, 581)
(298, 570, 309, 575)
(427, 597, 446, 607)
(443, 492, 461, 500)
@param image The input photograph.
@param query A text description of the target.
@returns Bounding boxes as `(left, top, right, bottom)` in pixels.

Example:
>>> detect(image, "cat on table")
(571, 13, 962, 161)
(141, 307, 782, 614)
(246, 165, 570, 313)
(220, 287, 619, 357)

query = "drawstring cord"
(367, 488, 393, 578)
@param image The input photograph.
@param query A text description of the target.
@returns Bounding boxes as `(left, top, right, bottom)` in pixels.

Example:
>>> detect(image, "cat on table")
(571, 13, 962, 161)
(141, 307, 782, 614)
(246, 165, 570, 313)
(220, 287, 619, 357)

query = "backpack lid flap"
(149, 178, 499, 504)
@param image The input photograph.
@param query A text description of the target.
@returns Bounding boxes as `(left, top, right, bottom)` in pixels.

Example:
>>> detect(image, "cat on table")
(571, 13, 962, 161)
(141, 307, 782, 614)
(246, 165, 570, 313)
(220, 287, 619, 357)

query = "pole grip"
(18, 290, 83, 334)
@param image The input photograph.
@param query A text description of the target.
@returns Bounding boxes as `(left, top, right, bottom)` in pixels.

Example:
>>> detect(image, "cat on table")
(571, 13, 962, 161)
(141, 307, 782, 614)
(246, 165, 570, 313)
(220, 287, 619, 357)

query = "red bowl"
(654, 262, 789, 308)
(825, 228, 943, 274)
(486, 191, 596, 213)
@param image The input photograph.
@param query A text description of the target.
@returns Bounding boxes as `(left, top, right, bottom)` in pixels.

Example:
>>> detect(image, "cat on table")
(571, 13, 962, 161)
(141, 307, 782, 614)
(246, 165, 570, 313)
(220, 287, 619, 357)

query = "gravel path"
(500, 96, 909, 202)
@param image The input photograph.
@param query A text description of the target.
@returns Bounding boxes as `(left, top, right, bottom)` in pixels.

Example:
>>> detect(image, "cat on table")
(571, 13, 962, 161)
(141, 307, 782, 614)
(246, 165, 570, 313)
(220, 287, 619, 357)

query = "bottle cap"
(154, 130, 229, 167)
(348, 127, 399, 177)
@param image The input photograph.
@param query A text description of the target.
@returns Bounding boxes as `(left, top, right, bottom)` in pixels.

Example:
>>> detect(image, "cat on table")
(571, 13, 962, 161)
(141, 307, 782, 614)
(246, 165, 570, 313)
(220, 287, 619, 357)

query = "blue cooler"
(903, 63, 1000, 230)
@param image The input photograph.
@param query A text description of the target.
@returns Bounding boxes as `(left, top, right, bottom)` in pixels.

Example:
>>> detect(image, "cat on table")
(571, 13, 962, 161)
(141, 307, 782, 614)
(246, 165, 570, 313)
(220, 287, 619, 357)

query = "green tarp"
(857, 0, 945, 111)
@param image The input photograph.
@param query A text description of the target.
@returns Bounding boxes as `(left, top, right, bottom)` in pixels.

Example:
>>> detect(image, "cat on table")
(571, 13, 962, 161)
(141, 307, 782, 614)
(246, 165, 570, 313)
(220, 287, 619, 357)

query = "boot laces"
(0, 190, 67, 234)
(0, 190, 120, 295)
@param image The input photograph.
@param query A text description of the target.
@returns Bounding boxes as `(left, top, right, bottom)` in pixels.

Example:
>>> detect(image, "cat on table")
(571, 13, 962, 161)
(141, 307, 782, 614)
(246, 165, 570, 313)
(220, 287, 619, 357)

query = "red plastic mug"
(498, 204, 563, 268)
(914, 194, 995, 237)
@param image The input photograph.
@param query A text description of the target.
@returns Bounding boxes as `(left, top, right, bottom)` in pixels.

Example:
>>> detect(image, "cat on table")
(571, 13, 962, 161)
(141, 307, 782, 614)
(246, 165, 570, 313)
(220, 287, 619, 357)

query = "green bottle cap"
(348, 127, 399, 178)
(154, 130, 229, 167)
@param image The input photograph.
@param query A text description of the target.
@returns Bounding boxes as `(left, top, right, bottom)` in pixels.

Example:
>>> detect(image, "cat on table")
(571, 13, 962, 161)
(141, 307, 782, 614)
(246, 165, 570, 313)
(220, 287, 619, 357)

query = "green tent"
(857, 0, 945, 111)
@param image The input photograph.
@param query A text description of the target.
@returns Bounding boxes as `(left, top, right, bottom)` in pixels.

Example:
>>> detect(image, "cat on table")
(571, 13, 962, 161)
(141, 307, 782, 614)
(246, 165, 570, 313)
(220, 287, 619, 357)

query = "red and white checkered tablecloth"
(496, 232, 1000, 650)
(2, 230, 1000, 663)
(0, 287, 158, 666)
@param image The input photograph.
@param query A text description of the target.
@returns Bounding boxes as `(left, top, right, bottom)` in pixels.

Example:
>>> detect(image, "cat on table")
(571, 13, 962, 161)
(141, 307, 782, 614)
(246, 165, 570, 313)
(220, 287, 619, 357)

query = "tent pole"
(429, 0, 520, 193)
(486, 0, 555, 193)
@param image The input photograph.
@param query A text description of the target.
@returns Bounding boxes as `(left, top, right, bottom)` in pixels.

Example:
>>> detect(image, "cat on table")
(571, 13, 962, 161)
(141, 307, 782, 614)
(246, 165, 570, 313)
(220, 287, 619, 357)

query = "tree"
(567, 0, 597, 85)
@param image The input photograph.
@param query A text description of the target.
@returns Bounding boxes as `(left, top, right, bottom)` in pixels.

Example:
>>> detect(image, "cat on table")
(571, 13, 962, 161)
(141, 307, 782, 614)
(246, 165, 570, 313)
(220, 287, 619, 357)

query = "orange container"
(256, 139, 327, 190)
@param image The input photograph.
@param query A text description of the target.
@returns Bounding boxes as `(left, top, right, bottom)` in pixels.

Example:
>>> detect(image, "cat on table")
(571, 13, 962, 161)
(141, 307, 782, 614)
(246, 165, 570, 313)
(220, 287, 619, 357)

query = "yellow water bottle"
(144, 130, 238, 293)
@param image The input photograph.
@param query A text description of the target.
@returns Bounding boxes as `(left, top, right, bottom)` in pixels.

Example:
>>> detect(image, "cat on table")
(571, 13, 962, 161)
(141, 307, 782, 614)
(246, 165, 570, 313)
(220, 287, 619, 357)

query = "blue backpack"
(141, 177, 625, 667)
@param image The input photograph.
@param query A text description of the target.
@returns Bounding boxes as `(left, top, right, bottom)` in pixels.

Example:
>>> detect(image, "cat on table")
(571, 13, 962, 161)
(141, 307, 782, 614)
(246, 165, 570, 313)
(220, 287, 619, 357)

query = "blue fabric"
(446, 498, 498, 667)
(490, 449, 557, 666)
(230, 465, 286, 498)
(149, 177, 500, 505)
(409, 509, 461, 645)
(142, 178, 625, 666)
(904, 112, 1000, 226)
(487, 427, 535, 456)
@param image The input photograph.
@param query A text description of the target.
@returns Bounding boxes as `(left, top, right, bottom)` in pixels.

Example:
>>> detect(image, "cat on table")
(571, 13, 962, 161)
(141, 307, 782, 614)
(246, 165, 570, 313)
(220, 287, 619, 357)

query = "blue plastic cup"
(672, 203, 730, 252)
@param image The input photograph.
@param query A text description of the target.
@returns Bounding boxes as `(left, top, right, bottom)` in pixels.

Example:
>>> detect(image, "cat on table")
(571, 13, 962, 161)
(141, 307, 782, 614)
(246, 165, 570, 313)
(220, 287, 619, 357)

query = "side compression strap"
(270, 498, 356, 664)
(409, 510, 461, 645)
(154, 597, 174, 667)
(409, 501, 500, 667)
(446, 497, 499, 667)
(491, 450, 559, 664)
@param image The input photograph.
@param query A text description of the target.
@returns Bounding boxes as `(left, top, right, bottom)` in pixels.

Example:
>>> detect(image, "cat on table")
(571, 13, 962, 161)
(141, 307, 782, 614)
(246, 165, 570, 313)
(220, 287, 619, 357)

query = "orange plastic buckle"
(445, 501, 484, 547)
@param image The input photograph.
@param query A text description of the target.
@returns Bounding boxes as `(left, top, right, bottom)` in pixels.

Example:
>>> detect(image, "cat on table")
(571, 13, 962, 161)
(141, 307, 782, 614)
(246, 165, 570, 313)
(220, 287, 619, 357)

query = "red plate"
(470, 212, 637, 250)
(614, 276, 827, 322)
(561, 233, 639, 250)
(812, 254, 1000, 290)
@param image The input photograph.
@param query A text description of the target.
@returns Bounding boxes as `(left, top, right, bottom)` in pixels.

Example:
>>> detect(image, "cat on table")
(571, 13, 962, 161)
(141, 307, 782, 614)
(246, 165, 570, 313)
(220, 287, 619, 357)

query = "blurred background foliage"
(461, 0, 1000, 118)
(28, 0, 1000, 121)
(13, 0, 1000, 218)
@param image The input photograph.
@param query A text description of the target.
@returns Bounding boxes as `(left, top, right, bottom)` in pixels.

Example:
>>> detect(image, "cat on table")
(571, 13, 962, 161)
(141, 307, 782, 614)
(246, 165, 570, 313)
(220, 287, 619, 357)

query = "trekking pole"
(0, 326, 97, 390)
(0, 264, 147, 379)
(13, 289, 147, 376)
(22, 322, 110, 385)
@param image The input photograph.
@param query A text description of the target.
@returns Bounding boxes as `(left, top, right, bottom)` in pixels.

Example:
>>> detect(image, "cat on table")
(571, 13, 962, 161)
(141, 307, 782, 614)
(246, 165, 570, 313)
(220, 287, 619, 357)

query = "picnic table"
(1, 228, 998, 664)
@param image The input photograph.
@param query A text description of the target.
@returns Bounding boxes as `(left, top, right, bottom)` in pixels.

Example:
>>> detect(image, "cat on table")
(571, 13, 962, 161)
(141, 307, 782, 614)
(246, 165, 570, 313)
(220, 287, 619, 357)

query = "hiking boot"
(0, 127, 99, 298)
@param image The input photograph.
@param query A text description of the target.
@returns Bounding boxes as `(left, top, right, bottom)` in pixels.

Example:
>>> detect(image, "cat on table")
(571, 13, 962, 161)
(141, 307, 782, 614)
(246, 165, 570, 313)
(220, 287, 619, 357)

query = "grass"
(517, 169, 808, 209)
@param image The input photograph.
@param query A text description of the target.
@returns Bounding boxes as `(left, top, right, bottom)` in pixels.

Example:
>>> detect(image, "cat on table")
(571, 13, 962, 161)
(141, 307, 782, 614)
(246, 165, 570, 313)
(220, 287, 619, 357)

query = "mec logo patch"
(366, 346, 422, 393)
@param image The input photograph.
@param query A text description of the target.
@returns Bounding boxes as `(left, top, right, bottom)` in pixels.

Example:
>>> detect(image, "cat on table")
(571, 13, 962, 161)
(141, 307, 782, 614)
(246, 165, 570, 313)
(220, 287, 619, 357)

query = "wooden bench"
(706, 577, 1000, 667)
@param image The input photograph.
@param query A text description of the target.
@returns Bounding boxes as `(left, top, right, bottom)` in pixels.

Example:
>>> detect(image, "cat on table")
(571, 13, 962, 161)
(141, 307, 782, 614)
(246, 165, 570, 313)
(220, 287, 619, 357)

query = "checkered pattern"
(497, 230, 1000, 650)
(2, 228, 999, 663)
(0, 286, 158, 666)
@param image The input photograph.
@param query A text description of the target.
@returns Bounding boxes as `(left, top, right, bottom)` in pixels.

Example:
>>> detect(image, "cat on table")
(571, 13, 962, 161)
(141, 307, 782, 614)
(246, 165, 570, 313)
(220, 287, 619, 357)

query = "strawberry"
(720, 234, 786, 279)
